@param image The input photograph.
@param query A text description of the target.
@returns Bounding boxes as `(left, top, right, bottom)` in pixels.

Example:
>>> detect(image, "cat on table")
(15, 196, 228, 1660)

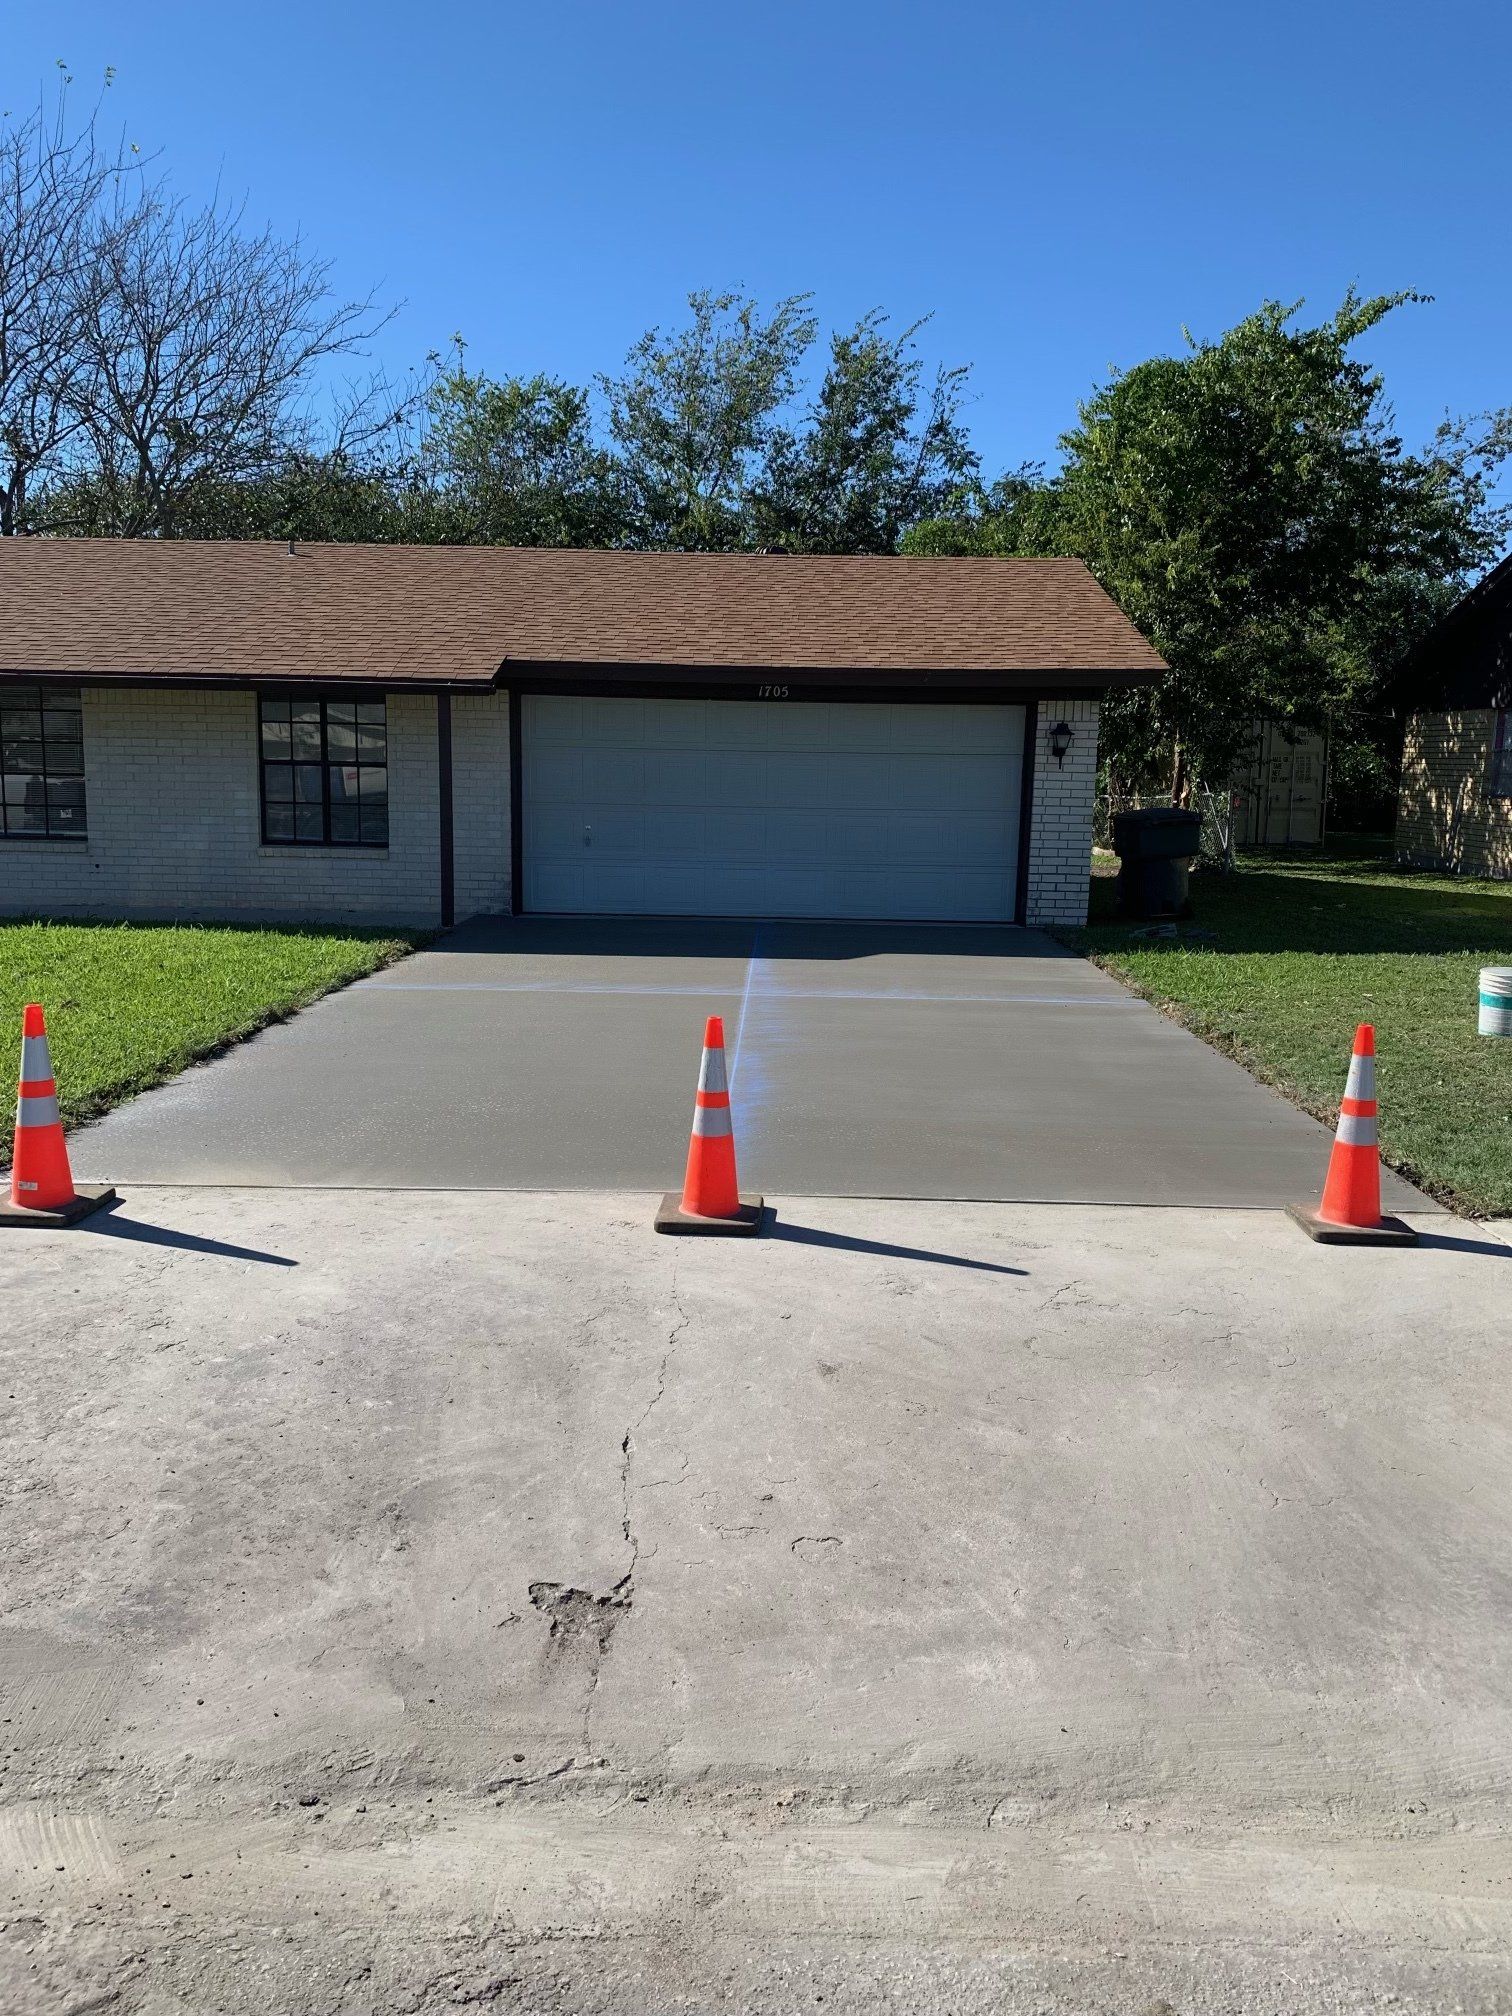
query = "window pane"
(5, 797, 45, 833)
(47, 801, 86, 836)
(46, 686, 81, 712)
(357, 765, 387, 805)
(1, 710, 43, 740)
(264, 805, 295, 842)
(356, 723, 385, 758)
(326, 701, 356, 727)
(261, 715, 291, 755)
(356, 700, 385, 726)
(292, 720, 322, 760)
(260, 696, 291, 723)
(326, 718, 357, 759)
(294, 805, 323, 842)
(44, 739, 84, 775)
(43, 711, 82, 740)
(293, 763, 324, 803)
(44, 777, 86, 811)
(263, 764, 294, 802)
(3, 772, 42, 805)
(359, 807, 389, 845)
(329, 805, 360, 844)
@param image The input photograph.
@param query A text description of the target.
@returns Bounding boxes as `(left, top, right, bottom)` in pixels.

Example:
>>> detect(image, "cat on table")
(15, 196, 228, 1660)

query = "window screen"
(1492, 711, 1511, 799)
(259, 695, 388, 845)
(0, 684, 86, 838)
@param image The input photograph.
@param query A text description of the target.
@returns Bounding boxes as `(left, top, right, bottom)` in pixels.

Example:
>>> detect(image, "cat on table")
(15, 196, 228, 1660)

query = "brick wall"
(1024, 698, 1099, 926)
(451, 692, 513, 919)
(1396, 710, 1511, 879)
(0, 682, 1105, 927)
(0, 686, 512, 927)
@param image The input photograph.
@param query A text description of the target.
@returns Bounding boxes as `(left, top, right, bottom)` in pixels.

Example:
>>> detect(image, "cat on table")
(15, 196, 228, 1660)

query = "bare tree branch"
(0, 71, 143, 535)
(64, 182, 393, 535)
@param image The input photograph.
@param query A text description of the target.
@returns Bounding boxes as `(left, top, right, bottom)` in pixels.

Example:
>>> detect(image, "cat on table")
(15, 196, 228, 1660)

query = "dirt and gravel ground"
(2, 1186, 1509, 2014)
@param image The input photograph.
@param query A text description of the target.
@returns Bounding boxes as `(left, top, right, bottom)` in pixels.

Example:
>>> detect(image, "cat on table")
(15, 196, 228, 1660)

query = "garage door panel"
(766, 752, 838, 808)
(705, 707, 772, 752)
(892, 752, 1001, 810)
(642, 807, 707, 857)
(525, 745, 585, 801)
(705, 750, 768, 803)
(759, 808, 828, 862)
(582, 807, 646, 855)
(522, 695, 1023, 920)
(709, 809, 771, 861)
(828, 706, 897, 754)
(767, 707, 835, 753)
(810, 750, 910, 809)
(531, 802, 592, 855)
(642, 749, 713, 805)
(580, 747, 649, 798)
(939, 756, 1024, 813)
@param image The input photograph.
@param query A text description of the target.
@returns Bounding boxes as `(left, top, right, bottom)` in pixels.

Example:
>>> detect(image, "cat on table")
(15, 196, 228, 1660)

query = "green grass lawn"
(1061, 844, 1512, 1217)
(0, 920, 421, 1165)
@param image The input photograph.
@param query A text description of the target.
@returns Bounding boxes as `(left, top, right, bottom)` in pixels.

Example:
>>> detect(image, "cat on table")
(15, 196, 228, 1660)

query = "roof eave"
(496, 658, 1164, 689)
(0, 667, 500, 692)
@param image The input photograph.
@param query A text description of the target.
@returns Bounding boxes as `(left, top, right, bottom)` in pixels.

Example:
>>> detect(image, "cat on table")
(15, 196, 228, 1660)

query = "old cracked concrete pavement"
(1, 1187, 1509, 2014)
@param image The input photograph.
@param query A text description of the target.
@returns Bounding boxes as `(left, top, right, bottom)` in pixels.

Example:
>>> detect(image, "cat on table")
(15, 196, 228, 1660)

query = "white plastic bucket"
(1480, 966, 1512, 1038)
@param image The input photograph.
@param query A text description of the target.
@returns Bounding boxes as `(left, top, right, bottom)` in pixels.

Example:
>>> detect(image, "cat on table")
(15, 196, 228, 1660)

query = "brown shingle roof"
(0, 540, 1166, 687)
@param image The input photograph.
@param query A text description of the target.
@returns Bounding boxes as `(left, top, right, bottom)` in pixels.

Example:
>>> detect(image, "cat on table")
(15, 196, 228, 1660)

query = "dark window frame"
(1490, 710, 1512, 800)
(0, 682, 87, 841)
(258, 690, 390, 848)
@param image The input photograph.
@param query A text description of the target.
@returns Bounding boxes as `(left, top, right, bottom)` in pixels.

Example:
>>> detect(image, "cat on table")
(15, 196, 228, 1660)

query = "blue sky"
(4, 1, 1508, 483)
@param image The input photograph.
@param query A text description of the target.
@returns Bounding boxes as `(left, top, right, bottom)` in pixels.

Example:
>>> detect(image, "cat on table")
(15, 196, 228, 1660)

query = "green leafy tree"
(903, 464, 1067, 557)
(909, 293, 1511, 798)
(601, 289, 817, 549)
(753, 311, 977, 553)
(422, 351, 623, 545)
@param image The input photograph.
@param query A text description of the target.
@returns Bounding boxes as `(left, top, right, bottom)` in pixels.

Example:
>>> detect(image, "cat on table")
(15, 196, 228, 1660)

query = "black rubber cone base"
(1286, 1202, 1418, 1247)
(0, 1184, 116, 1229)
(655, 1192, 764, 1237)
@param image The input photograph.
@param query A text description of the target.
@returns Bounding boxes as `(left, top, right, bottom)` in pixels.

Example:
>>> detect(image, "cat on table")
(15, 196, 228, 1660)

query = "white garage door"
(522, 695, 1025, 921)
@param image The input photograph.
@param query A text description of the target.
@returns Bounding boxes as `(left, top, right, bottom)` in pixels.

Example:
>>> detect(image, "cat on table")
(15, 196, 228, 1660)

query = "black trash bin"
(1111, 807, 1203, 919)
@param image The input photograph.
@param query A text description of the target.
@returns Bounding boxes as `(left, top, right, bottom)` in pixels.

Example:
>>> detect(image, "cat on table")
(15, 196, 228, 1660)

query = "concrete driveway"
(77, 916, 1429, 1209)
(2, 1187, 1507, 2014)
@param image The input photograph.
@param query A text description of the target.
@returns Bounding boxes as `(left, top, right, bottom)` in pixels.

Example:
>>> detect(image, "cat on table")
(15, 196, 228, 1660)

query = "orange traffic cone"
(1287, 1023, 1415, 1246)
(654, 1015, 763, 1236)
(1, 1004, 115, 1228)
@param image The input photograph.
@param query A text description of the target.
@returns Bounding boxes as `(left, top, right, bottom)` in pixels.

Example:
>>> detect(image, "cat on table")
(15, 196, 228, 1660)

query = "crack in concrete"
(486, 1756, 581, 1796)
(620, 1252, 689, 1580)
(527, 1255, 693, 1761)
(528, 1580, 631, 1657)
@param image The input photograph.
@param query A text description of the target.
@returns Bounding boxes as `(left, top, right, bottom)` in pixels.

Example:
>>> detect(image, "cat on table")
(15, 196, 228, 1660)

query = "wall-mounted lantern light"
(1049, 720, 1074, 769)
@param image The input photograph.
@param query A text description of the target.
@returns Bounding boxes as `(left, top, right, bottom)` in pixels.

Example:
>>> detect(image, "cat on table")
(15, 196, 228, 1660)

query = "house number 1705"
(758, 684, 790, 699)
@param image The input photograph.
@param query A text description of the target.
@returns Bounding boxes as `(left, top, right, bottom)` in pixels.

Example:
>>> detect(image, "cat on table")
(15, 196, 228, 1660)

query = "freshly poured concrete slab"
(75, 915, 1434, 1209)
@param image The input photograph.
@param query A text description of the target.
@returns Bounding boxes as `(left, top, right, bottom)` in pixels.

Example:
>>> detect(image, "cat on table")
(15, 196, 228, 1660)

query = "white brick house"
(0, 543, 1161, 932)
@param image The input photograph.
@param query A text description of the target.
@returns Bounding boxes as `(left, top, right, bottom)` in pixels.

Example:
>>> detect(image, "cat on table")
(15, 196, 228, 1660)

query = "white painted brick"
(1023, 700, 1099, 928)
(0, 686, 512, 928)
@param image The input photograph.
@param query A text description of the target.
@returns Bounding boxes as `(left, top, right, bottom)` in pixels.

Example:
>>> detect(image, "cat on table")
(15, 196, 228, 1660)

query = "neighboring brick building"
(1395, 553, 1512, 880)
(0, 543, 1164, 930)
